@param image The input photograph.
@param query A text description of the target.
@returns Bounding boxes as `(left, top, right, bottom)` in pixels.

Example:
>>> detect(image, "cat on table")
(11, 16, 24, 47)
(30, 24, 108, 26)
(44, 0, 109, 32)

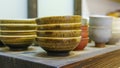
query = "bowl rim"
(0, 24, 37, 26)
(0, 35, 36, 37)
(37, 30, 81, 32)
(36, 36, 81, 39)
(0, 30, 36, 32)
(37, 23, 81, 26)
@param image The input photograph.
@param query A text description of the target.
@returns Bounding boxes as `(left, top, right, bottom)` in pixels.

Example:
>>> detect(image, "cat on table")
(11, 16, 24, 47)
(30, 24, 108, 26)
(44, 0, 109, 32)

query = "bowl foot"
(95, 43, 105, 48)
(46, 51, 70, 56)
(6, 44, 30, 51)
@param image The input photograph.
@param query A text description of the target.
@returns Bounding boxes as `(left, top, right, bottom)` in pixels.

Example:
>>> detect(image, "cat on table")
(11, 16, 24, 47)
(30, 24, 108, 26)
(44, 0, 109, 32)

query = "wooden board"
(0, 43, 120, 68)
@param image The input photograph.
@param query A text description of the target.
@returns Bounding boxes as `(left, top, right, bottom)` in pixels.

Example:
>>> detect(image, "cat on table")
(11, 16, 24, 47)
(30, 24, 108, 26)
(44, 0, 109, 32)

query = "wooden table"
(0, 43, 120, 68)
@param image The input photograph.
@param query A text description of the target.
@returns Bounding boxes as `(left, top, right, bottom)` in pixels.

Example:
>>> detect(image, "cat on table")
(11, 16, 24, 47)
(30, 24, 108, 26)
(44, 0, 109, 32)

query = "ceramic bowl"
(0, 30, 36, 35)
(36, 36, 81, 56)
(0, 35, 36, 51)
(37, 23, 81, 30)
(107, 32, 120, 45)
(36, 15, 81, 25)
(89, 15, 113, 27)
(81, 30, 88, 38)
(37, 30, 81, 37)
(0, 24, 37, 30)
(0, 19, 36, 24)
(74, 38, 89, 50)
(89, 27, 112, 47)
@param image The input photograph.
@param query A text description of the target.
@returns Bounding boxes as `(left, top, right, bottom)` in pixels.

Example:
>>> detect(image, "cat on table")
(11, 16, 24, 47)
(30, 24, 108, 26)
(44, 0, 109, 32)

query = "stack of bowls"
(36, 15, 82, 56)
(107, 18, 120, 44)
(89, 15, 113, 47)
(74, 18, 89, 50)
(0, 19, 37, 51)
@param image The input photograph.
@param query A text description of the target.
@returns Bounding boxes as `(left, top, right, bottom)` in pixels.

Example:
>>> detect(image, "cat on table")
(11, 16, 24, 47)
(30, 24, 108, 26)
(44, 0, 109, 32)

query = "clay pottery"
(0, 19, 36, 24)
(37, 23, 81, 30)
(0, 24, 37, 30)
(0, 30, 36, 35)
(74, 38, 89, 50)
(89, 15, 113, 27)
(0, 35, 36, 51)
(37, 30, 81, 37)
(36, 15, 81, 25)
(36, 36, 81, 56)
(89, 27, 112, 47)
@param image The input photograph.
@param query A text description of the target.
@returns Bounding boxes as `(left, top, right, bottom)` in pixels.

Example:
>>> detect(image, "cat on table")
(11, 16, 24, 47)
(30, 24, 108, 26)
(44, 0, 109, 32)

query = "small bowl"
(0, 30, 36, 35)
(89, 15, 113, 27)
(0, 35, 36, 51)
(36, 36, 81, 56)
(89, 27, 112, 47)
(107, 32, 120, 45)
(37, 30, 81, 37)
(81, 30, 88, 38)
(0, 19, 36, 24)
(36, 15, 81, 25)
(37, 23, 81, 30)
(0, 24, 37, 30)
(74, 38, 89, 50)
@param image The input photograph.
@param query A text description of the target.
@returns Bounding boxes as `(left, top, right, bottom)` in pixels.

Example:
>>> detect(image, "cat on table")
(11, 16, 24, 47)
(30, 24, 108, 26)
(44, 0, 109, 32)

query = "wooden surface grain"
(0, 43, 120, 68)
(62, 49, 120, 68)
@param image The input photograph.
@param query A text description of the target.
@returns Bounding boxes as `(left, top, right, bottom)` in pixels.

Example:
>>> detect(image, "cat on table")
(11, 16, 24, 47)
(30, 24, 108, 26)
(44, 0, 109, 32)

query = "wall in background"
(86, 0, 120, 15)
(38, 0, 74, 17)
(0, 0, 27, 19)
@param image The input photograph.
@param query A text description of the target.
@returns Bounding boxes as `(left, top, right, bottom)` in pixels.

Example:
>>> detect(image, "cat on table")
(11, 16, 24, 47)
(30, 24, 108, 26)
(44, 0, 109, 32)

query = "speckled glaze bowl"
(0, 30, 36, 35)
(74, 38, 89, 50)
(0, 24, 37, 30)
(0, 19, 36, 24)
(37, 23, 81, 30)
(36, 15, 81, 25)
(0, 35, 36, 51)
(37, 30, 81, 37)
(36, 36, 81, 56)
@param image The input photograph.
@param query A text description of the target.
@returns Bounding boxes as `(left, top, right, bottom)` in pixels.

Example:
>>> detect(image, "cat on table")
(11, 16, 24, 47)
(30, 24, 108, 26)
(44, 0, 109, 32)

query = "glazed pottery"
(0, 35, 36, 51)
(74, 38, 89, 50)
(89, 15, 113, 27)
(0, 30, 36, 35)
(89, 27, 112, 47)
(0, 24, 37, 30)
(37, 23, 81, 30)
(0, 19, 36, 24)
(37, 30, 81, 37)
(107, 32, 120, 45)
(36, 36, 81, 56)
(36, 15, 81, 24)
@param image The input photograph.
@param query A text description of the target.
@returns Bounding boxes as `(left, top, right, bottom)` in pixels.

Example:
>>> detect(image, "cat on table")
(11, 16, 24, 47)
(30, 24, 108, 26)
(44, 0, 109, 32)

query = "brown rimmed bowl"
(37, 23, 81, 30)
(36, 15, 81, 25)
(37, 30, 81, 37)
(36, 36, 81, 56)
(0, 35, 36, 51)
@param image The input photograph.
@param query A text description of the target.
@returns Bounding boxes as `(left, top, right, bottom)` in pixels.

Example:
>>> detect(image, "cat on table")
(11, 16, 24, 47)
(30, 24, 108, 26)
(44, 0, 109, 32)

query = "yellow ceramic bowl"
(0, 19, 36, 24)
(37, 30, 81, 37)
(36, 36, 81, 56)
(37, 23, 81, 30)
(36, 15, 81, 25)
(0, 24, 37, 30)
(0, 35, 36, 51)
(0, 30, 36, 35)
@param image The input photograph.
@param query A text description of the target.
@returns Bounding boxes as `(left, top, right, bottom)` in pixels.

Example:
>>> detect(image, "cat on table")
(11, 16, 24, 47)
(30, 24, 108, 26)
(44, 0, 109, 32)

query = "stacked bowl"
(107, 18, 120, 44)
(74, 18, 89, 50)
(89, 15, 113, 47)
(0, 19, 37, 51)
(36, 15, 82, 56)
